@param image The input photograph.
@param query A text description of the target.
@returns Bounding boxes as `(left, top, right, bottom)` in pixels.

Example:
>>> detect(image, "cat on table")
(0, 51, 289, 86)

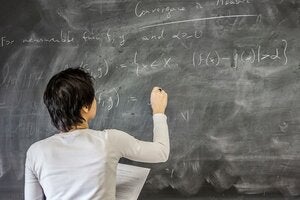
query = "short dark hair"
(43, 67, 95, 132)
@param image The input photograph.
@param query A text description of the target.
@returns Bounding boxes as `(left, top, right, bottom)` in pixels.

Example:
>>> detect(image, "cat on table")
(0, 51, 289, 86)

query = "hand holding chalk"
(150, 87, 168, 114)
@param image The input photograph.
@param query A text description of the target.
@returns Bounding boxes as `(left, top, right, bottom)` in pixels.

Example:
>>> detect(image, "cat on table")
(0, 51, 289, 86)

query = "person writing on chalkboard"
(24, 68, 169, 200)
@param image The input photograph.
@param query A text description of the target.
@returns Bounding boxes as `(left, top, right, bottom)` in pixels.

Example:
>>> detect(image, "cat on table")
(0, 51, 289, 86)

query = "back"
(25, 114, 169, 200)
(25, 129, 118, 200)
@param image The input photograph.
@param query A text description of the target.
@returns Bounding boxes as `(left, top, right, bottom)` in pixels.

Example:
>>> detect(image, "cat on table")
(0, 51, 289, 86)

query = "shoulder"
(82, 129, 109, 139)
(25, 136, 56, 165)
(26, 135, 56, 155)
(105, 129, 135, 143)
(105, 129, 129, 137)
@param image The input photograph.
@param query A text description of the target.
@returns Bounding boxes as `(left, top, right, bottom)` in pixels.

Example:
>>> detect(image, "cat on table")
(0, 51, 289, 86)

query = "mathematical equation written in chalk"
(95, 88, 120, 111)
(0, 37, 289, 93)
(192, 40, 288, 68)
(63, 39, 289, 81)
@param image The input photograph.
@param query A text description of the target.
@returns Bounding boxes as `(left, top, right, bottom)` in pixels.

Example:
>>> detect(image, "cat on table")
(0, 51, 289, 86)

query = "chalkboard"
(0, 0, 300, 199)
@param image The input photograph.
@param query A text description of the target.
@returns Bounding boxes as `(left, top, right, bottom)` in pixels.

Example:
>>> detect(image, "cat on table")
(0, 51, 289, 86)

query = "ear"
(81, 105, 90, 114)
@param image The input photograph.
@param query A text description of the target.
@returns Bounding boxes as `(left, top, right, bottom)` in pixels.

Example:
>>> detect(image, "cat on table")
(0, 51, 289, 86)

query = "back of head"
(43, 67, 95, 132)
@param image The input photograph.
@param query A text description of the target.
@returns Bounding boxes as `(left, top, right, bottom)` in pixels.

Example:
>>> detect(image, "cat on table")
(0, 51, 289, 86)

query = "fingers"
(152, 86, 167, 94)
(150, 86, 168, 114)
(152, 86, 162, 93)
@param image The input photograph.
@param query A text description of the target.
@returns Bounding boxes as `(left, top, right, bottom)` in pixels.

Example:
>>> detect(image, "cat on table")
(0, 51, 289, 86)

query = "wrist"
(153, 110, 165, 115)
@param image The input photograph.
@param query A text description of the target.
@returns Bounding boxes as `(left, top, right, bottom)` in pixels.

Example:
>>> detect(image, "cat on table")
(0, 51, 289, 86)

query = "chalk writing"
(95, 88, 120, 111)
(139, 14, 257, 29)
(82, 29, 126, 47)
(141, 28, 202, 41)
(1, 36, 14, 47)
(128, 96, 138, 102)
(119, 64, 128, 68)
(79, 59, 109, 79)
(195, 3, 203, 9)
(216, 0, 252, 6)
(22, 30, 74, 44)
(172, 30, 202, 40)
(192, 51, 220, 67)
(181, 111, 190, 122)
(134, 51, 178, 76)
(135, 1, 186, 19)
(0, 92, 6, 109)
(82, 31, 101, 42)
(192, 40, 288, 68)
(279, 121, 288, 133)
(141, 29, 165, 41)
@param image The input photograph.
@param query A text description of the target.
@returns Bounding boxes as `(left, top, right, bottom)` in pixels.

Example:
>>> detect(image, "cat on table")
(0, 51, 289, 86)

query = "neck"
(71, 121, 89, 131)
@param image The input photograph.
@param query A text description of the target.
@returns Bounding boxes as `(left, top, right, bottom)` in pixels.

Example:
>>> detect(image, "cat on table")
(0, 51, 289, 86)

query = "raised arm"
(108, 87, 169, 163)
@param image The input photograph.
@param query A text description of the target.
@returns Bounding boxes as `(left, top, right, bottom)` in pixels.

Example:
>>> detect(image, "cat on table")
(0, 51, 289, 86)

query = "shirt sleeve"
(24, 147, 45, 200)
(107, 113, 170, 163)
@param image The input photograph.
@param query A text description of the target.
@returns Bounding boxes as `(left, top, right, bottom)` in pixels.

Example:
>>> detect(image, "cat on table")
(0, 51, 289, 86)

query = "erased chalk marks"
(0, 64, 44, 89)
(209, 135, 238, 154)
(0, 64, 10, 87)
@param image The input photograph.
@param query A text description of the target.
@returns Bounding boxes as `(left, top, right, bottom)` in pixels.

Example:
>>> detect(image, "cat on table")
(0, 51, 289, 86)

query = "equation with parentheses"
(95, 88, 120, 111)
(192, 39, 288, 68)
(78, 59, 109, 79)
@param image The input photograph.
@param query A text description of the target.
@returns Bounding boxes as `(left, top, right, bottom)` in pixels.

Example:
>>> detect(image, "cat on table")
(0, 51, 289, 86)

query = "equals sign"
(0, 101, 6, 109)
(129, 97, 137, 102)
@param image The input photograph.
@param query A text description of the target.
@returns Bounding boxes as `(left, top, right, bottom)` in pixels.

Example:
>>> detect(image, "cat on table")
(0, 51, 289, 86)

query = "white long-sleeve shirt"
(25, 114, 169, 200)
